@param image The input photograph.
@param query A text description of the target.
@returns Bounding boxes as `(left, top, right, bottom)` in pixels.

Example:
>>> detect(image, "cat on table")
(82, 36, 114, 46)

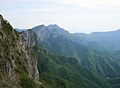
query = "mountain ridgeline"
(1, 15, 120, 88)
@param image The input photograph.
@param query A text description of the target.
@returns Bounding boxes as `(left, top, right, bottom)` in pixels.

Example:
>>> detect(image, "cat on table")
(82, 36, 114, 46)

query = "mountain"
(32, 24, 69, 41)
(0, 15, 41, 88)
(33, 44, 111, 88)
(30, 24, 120, 88)
(90, 29, 120, 50)
(2, 14, 120, 88)
(72, 29, 120, 51)
(33, 24, 120, 51)
(19, 25, 112, 88)
(32, 24, 88, 58)
(20, 25, 110, 88)
(31, 24, 120, 52)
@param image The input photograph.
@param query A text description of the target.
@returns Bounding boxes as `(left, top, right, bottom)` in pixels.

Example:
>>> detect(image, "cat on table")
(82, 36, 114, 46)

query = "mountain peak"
(46, 24, 69, 34)
(47, 24, 60, 29)
(32, 24, 46, 30)
(32, 24, 69, 33)
(31, 24, 69, 41)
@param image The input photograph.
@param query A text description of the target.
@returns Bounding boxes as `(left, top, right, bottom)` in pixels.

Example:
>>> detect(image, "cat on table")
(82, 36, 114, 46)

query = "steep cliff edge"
(0, 15, 39, 87)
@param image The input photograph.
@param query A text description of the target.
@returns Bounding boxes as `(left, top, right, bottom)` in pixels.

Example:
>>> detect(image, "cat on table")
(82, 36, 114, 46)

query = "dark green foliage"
(35, 32, 120, 88)
(20, 76, 36, 88)
(39, 36, 90, 61)
(33, 44, 111, 88)
(33, 44, 49, 73)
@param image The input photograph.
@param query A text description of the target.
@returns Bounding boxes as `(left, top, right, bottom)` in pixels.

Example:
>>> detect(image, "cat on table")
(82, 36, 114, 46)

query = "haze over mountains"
(1, 15, 120, 88)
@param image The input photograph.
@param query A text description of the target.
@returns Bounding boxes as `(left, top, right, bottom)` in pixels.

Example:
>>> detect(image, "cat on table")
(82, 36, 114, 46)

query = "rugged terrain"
(1, 14, 120, 88)
(0, 15, 39, 88)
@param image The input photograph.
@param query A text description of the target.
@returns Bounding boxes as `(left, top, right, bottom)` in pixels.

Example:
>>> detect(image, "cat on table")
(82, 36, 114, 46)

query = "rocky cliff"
(0, 15, 39, 88)
(21, 29, 38, 47)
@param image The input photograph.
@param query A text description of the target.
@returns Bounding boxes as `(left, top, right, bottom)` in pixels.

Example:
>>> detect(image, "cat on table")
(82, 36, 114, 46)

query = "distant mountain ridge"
(73, 29, 120, 51)
(27, 24, 120, 51)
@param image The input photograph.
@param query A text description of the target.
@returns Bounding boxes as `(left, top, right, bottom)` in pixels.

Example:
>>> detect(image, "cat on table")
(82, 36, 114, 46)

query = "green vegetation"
(33, 44, 111, 88)
(36, 32, 120, 88)
(20, 76, 36, 88)
(16, 63, 37, 88)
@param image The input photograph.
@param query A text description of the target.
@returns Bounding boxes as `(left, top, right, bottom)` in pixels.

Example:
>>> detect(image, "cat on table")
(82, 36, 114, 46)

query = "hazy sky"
(0, 0, 120, 33)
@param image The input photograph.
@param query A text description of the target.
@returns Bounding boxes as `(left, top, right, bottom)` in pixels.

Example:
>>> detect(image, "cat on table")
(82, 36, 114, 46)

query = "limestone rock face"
(0, 15, 39, 87)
